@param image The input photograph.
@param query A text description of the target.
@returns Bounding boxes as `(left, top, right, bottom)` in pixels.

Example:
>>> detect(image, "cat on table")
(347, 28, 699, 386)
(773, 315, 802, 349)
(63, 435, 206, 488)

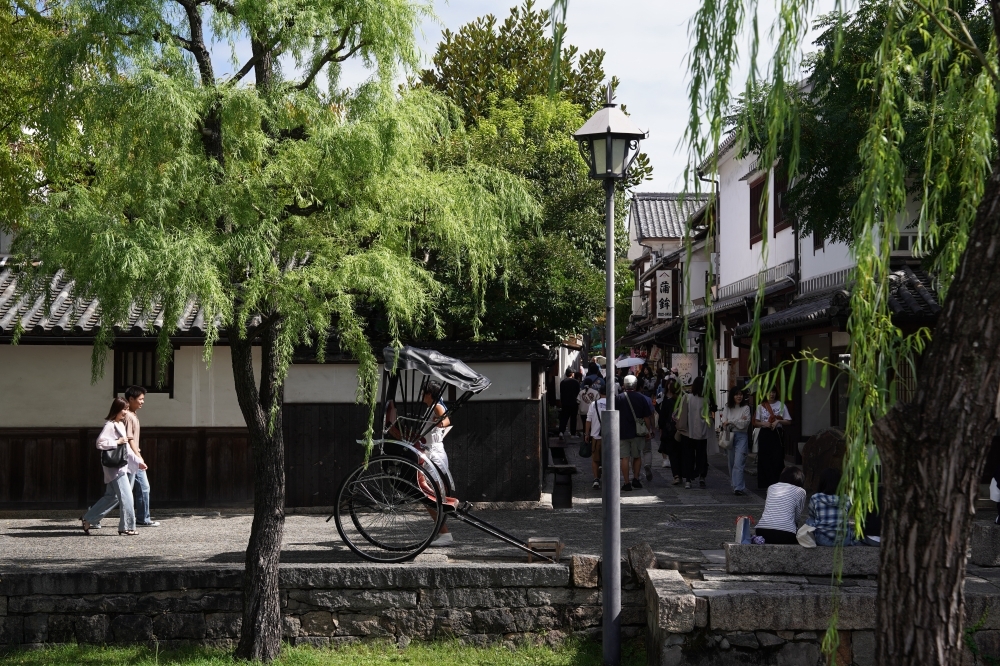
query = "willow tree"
(4, 0, 535, 660)
(686, 0, 1000, 664)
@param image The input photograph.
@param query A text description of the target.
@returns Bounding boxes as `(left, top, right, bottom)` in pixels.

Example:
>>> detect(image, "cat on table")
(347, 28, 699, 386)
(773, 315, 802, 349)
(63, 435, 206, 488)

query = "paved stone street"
(0, 443, 764, 572)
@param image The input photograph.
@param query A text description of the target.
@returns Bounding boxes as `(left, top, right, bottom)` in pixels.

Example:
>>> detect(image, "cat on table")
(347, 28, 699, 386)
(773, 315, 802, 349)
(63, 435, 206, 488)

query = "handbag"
(624, 393, 649, 437)
(796, 523, 817, 548)
(735, 515, 755, 544)
(579, 438, 592, 458)
(718, 425, 733, 450)
(100, 422, 129, 468)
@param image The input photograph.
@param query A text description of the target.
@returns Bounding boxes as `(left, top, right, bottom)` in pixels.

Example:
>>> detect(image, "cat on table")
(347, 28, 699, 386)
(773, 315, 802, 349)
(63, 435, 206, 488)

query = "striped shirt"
(757, 483, 807, 534)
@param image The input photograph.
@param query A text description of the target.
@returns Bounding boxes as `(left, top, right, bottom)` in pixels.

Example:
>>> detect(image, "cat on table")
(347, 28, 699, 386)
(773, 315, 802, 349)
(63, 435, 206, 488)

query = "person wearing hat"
(619, 375, 654, 491)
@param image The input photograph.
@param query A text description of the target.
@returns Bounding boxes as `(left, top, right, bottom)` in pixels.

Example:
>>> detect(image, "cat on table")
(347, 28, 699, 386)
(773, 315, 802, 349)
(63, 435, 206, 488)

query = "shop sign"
(671, 352, 699, 386)
(656, 270, 675, 319)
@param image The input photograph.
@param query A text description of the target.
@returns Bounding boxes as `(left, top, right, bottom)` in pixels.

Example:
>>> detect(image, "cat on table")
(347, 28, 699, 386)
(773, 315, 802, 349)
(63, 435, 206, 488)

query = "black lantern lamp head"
(573, 88, 647, 180)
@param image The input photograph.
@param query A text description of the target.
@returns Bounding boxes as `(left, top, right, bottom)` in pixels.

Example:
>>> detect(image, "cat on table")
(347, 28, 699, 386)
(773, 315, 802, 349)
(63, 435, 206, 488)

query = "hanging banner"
(656, 269, 674, 319)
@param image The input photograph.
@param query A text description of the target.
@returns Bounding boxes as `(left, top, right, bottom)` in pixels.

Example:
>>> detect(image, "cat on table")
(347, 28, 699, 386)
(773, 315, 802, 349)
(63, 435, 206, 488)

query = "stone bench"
(724, 543, 880, 576)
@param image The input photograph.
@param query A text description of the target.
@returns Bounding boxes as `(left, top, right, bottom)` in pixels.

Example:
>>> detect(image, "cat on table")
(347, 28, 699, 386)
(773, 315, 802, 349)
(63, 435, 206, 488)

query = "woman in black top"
(657, 379, 682, 485)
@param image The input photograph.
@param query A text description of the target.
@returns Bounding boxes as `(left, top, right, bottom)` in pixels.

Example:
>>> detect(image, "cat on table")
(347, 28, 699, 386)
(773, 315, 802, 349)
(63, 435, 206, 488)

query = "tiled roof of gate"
(732, 265, 941, 337)
(0, 267, 214, 337)
(630, 193, 711, 240)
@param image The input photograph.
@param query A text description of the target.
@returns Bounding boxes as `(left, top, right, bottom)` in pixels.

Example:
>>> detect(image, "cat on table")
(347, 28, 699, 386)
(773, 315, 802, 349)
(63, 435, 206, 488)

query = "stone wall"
(0, 559, 648, 650)
(647, 557, 1000, 666)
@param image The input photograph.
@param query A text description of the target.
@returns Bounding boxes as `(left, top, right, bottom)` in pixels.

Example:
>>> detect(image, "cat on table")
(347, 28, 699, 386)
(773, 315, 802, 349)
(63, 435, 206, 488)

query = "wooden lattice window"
(113, 345, 175, 398)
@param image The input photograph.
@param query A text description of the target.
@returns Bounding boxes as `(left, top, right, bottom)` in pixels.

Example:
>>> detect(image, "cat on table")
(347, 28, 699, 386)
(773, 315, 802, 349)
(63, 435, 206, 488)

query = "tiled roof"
(697, 131, 741, 172)
(732, 266, 940, 337)
(0, 267, 216, 338)
(630, 193, 711, 240)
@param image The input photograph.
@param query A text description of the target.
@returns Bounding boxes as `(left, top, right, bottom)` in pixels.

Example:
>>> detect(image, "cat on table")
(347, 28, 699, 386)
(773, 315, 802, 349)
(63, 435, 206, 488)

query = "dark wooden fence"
(0, 399, 542, 509)
(0, 428, 253, 510)
(282, 400, 543, 506)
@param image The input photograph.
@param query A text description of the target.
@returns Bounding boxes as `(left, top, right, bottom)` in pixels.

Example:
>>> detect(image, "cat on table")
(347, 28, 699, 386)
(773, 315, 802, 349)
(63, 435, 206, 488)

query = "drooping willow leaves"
(685, 0, 995, 659)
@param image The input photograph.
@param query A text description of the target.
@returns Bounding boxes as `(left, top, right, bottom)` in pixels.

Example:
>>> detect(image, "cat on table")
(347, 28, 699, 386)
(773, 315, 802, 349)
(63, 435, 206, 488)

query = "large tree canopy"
(4, 0, 536, 660)
(420, 1, 650, 343)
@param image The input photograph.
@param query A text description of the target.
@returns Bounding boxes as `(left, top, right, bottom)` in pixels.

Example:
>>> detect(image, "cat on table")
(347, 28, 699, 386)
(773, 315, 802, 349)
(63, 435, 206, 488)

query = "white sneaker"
(430, 532, 454, 546)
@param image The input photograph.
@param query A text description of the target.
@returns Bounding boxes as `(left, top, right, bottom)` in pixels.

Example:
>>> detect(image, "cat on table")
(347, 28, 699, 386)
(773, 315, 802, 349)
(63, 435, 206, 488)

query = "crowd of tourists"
(558, 361, 793, 497)
(557, 357, 883, 548)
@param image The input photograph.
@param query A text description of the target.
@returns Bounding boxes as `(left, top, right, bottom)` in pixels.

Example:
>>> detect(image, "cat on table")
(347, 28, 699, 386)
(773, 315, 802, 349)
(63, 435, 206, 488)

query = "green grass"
(0, 638, 646, 666)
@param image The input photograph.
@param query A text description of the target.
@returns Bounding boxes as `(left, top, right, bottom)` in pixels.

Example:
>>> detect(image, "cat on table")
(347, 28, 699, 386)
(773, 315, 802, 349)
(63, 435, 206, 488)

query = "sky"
(211, 0, 842, 193)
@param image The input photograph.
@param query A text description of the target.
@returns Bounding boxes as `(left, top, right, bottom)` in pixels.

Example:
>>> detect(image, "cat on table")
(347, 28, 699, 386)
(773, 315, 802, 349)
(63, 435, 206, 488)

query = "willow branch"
(228, 32, 285, 86)
(294, 25, 364, 91)
(911, 0, 1000, 89)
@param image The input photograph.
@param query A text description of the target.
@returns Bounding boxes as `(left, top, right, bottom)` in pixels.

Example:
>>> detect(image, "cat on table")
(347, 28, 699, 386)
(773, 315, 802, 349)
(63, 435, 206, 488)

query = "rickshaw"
(331, 346, 556, 563)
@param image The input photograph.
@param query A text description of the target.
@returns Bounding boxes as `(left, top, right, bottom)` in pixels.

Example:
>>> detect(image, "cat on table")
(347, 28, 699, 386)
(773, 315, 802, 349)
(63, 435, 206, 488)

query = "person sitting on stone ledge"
(755, 466, 806, 545)
(808, 468, 863, 547)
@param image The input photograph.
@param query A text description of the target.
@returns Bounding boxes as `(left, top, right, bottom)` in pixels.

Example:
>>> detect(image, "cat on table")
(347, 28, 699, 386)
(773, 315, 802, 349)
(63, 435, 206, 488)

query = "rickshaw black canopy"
(383, 346, 491, 394)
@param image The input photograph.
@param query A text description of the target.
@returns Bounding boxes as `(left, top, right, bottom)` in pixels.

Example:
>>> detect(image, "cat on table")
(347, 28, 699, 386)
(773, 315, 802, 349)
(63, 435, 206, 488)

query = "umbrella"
(592, 355, 607, 366)
(615, 357, 647, 368)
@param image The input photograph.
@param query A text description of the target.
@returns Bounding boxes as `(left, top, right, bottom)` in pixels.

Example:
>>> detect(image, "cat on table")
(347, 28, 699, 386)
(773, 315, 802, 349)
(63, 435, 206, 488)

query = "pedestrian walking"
(680, 376, 716, 489)
(657, 379, 682, 484)
(584, 382, 608, 489)
(753, 388, 792, 490)
(124, 386, 159, 527)
(618, 375, 654, 491)
(578, 377, 599, 435)
(81, 397, 147, 535)
(755, 466, 806, 544)
(558, 369, 581, 439)
(721, 389, 752, 495)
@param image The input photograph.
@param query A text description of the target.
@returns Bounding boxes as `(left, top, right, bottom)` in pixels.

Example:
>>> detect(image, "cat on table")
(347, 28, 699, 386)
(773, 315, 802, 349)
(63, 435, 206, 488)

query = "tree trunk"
(874, 159, 1000, 664)
(232, 323, 286, 662)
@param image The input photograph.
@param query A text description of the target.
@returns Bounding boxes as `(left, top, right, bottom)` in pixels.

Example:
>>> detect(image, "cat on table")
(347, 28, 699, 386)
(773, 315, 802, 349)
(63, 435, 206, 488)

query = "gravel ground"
(0, 447, 768, 572)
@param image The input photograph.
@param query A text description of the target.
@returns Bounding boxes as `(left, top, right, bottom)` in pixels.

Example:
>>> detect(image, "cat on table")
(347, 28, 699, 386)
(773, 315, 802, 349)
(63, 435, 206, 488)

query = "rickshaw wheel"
(334, 455, 445, 563)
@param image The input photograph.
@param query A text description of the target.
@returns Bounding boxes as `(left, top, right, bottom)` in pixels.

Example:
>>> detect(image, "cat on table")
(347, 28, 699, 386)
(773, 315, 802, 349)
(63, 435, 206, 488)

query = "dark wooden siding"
(282, 400, 542, 506)
(0, 400, 540, 509)
(0, 428, 253, 509)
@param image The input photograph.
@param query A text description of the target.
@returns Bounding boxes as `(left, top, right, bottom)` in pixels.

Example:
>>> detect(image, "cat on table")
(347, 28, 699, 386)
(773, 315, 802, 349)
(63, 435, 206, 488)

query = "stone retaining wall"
(647, 564, 1000, 665)
(0, 559, 648, 650)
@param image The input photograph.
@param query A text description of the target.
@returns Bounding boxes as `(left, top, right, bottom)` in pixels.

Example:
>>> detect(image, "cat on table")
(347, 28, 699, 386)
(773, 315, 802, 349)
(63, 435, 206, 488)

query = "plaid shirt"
(808, 493, 852, 541)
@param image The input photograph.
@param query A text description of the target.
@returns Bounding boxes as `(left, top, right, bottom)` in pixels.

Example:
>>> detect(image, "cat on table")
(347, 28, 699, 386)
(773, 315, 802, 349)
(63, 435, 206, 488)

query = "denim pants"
(132, 469, 151, 524)
(83, 472, 136, 532)
(727, 431, 749, 492)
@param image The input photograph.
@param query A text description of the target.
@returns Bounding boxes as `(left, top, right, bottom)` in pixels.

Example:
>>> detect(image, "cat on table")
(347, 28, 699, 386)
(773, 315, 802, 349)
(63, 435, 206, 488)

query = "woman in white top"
(721, 389, 752, 495)
(753, 389, 792, 490)
(756, 466, 807, 544)
(81, 397, 146, 535)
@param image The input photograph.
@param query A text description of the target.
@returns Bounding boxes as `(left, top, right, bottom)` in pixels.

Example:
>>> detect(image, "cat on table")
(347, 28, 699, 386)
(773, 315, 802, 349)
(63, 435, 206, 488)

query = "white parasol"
(615, 357, 647, 369)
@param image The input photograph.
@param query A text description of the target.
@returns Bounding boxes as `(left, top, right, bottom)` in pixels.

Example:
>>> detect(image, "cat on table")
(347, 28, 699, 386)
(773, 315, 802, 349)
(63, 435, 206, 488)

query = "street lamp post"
(573, 88, 646, 666)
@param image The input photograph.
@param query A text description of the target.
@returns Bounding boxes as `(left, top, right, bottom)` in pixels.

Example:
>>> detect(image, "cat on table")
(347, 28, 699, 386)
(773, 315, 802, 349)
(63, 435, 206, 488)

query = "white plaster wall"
(717, 151, 796, 288)
(469, 362, 532, 401)
(800, 236, 853, 281)
(799, 334, 833, 437)
(282, 361, 533, 403)
(284, 364, 366, 403)
(0, 344, 260, 428)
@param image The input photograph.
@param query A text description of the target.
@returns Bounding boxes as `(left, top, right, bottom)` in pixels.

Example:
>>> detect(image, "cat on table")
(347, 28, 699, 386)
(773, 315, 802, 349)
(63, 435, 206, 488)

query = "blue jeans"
(83, 472, 136, 532)
(133, 469, 151, 524)
(727, 431, 749, 492)
(813, 529, 862, 547)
